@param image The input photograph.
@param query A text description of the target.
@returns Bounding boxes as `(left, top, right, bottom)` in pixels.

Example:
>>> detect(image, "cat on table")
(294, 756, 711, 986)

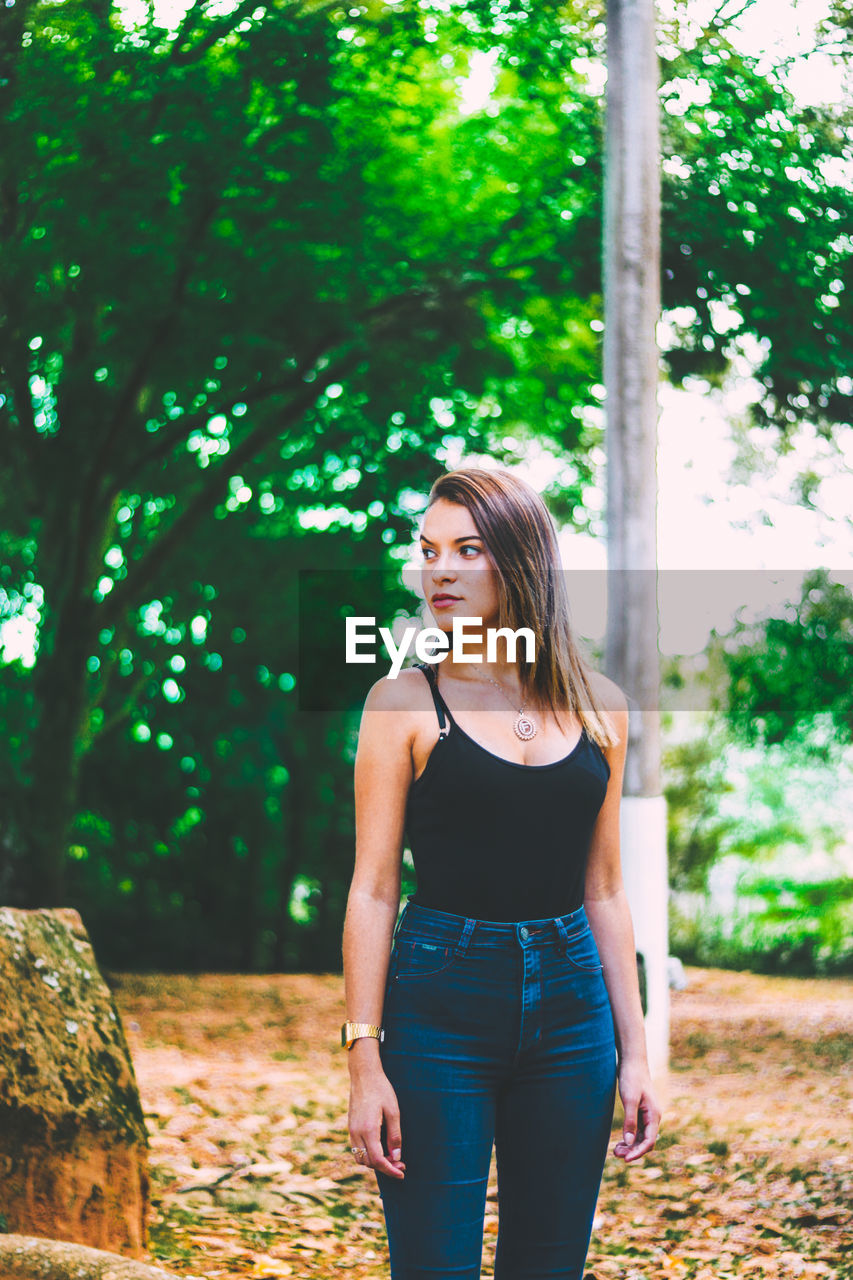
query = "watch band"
(341, 1020, 384, 1049)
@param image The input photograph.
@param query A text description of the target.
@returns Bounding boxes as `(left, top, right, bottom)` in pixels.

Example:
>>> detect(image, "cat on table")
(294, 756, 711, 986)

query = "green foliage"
(1, 0, 851, 965)
(663, 716, 738, 891)
(665, 702, 852, 976)
(721, 568, 853, 750)
(662, 697, 846, 893)
(670, 877, 853, 977)
(2, 0, 610, 927)
(658, 6, 853, 435)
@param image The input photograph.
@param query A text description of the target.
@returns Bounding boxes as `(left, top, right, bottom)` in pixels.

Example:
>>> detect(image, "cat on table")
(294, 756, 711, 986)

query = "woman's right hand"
(348, 1061, 406, 1179)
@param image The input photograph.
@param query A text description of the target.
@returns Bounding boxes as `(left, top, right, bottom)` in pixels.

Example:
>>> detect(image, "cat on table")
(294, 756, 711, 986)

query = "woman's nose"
(429, 555, 455, 574)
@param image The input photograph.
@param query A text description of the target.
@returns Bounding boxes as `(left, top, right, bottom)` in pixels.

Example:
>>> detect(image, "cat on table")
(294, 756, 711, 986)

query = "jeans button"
(519, 926, 529, 940)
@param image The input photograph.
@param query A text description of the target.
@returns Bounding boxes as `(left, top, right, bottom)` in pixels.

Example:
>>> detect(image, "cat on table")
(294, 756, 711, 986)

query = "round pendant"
(514, 715, 537, 741)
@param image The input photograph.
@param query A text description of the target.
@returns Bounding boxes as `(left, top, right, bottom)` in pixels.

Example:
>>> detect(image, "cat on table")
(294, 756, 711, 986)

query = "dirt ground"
(110, 966, 852, 1279)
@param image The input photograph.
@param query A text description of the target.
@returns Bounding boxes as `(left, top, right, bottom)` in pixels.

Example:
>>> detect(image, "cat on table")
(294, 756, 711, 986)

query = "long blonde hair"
(422, 466, 620, 752)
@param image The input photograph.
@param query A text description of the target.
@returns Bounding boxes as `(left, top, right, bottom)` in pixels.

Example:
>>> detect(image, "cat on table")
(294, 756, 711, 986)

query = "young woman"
(341, 466, 661, 1280)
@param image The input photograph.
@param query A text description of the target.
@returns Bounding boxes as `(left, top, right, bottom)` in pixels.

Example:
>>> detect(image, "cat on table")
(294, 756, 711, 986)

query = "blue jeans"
(375, 896, 618, 1280)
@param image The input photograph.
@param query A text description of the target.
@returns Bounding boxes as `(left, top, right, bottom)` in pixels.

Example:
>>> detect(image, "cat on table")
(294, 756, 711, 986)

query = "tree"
(602, 0, 668, 1079)
(720, 567, 853, 751)
(0, 0, 608, 905)
(658, 0, 853, 437)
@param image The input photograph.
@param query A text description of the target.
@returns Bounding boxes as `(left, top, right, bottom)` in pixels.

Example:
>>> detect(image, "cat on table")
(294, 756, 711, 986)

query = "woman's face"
(419, 499, 501, 636)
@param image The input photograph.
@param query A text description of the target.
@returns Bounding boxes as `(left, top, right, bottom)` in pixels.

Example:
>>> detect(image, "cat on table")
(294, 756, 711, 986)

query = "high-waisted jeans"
(374, 896, 618, 1280)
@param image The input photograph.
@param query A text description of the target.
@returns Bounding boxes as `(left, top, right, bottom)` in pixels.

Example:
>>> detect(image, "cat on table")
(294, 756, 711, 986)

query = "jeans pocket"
(561, 927, 604, 974)
(394, 935, 458, 981)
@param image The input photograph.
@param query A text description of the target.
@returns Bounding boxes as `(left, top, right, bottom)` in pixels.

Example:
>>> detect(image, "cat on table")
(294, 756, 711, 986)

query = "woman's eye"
(420, 546, 480, 560)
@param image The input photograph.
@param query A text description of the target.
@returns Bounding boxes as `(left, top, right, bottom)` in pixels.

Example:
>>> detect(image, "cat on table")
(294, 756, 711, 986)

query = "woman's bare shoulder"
(586, 669, 629, 716)
(357, 667, 434, 773)
(361, 664, 432, 715)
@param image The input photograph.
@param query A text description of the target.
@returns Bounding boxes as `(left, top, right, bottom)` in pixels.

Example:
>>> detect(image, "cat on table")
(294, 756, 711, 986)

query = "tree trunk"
(603, 0, 662, 783)
(21, 597, 99, 906)
(603, 0, 669, 1084)
(272, 770, 304, 970)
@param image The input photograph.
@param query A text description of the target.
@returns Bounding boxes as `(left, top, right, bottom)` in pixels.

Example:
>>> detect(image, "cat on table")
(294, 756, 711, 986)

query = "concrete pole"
(603, 0, 669, 1086)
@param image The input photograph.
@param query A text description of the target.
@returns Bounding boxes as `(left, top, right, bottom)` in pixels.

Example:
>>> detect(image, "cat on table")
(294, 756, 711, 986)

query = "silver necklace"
(481, 673, 537, 741)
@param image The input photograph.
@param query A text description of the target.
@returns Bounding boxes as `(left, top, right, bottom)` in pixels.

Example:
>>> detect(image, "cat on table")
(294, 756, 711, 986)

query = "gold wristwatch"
(341, 1021, 384, 1050)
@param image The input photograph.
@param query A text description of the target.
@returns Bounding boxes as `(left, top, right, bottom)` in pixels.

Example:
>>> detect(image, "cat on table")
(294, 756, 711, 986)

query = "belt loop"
(553, 905, 584, 947)
(553, 914, 570, 947)
(454, 916, 476, 956)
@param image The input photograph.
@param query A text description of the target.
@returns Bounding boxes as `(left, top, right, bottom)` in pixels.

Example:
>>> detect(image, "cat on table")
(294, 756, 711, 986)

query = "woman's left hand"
(612, 1058, 662, 1162)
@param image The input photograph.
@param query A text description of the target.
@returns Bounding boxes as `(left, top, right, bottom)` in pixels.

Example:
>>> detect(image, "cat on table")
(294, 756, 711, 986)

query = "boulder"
(0, 1236, 184, 1279)
(0, 907, 150, 1255)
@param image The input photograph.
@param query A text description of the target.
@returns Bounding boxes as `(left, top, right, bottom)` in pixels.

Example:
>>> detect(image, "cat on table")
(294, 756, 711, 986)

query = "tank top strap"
(413, 662, 451, 739)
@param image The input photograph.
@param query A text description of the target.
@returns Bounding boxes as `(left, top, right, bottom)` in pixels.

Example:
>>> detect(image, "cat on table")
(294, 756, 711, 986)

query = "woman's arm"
(342, 672, 418, 1179)
(583, 676, 662, 1163)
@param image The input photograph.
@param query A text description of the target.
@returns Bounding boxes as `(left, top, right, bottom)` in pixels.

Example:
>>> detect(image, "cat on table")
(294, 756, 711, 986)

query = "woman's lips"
(432, 595, 461, 607)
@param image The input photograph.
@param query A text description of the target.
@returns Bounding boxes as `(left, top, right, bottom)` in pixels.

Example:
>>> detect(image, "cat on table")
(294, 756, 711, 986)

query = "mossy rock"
(0, 908, 150, 1255)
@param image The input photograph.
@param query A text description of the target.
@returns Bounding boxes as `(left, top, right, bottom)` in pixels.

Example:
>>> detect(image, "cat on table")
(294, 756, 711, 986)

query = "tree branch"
(67, 196, 220, 605)
(165, 0, 210, 59)
(98, 346, 363, 629)
(94, 276, 481, 630)
(169, 0, 266, 66)
(88, 195, 220, 502)
(0, 360, 41, 520)
(88, 616, 135, 714)
(91, 665, 156, 746)
(112, 274, 469, 493)
(114, 276, 484, 496)
(707, 0, 759, 33)
(113, 326, 347, 488)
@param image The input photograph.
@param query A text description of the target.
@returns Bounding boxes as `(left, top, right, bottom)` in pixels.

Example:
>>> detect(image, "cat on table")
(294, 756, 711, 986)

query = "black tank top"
(403, 662, 611, 922)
